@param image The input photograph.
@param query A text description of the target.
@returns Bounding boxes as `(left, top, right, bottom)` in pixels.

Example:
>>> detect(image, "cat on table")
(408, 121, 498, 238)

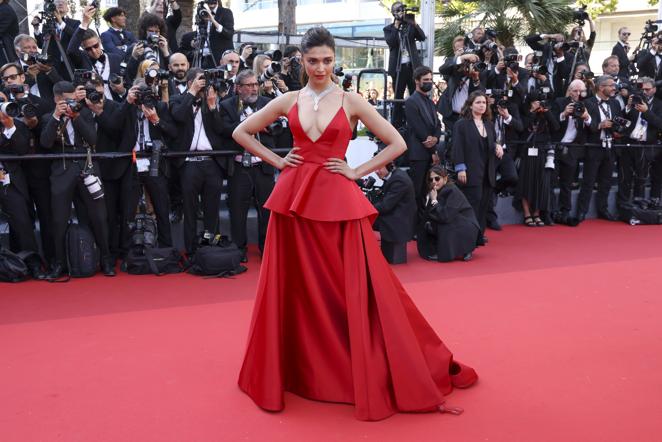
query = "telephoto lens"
(545, 149, 555, 170)
(82, 173, 104, 200)
(0, 102, 20, 118)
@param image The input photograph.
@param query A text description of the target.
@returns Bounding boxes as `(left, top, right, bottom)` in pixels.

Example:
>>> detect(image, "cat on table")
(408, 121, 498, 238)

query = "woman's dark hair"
(428, 165, 451, 188)
(461, 90, 492, 121)
(300, 26, 335, 54)
(137, 13, 167, 40)
(283, 46, 300, 58)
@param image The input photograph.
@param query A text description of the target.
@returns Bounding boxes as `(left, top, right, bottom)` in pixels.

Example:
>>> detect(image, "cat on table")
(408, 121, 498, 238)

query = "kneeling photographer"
(416, 165, 478, 262)
(220, 69, 276, 261)
(620, 77, 662, 209)
(372, 161, 416, 264)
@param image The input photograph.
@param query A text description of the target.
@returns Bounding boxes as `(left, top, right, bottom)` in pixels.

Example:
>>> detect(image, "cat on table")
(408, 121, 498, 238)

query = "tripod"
(565, 43, 587, 92)
(192, 22, 217, 69)
(40, 17, 74, 81)
(391, 18, 416, 129)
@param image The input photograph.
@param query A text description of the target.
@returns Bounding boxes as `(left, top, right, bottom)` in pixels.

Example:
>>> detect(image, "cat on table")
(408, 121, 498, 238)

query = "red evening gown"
(238, 97, 478, 421)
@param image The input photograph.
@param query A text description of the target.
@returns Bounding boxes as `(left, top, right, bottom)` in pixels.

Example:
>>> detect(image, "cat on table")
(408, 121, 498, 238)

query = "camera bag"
(65, 223, 99, 278)
(620, 200, 662, 225)
(0, 248, 36, 282)
(125, 247, 184, 276)
(188, 243, 247, 278)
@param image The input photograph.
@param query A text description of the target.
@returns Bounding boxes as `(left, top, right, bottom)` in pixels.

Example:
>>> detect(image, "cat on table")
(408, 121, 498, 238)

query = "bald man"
(167, 52, 189, 97)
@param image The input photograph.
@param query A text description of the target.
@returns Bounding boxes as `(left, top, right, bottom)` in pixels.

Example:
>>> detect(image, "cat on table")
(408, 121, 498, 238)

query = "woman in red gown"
(232, 26, 477, 421)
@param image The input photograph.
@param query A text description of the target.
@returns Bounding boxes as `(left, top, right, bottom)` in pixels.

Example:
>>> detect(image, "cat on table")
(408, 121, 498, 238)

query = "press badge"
(136, 158, 150, 173)
(0, 171, 10, 186)
(528, 147, 539, 157)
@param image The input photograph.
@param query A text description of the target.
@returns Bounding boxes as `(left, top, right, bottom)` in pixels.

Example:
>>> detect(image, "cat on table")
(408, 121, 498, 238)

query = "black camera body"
(142, 32, 160, 48)
(573, 6, 589, 26)
(22, 52, 54, 66)
(579, 70, 594, 80)
(504, 53, 520, 72)
(74, 69, 95, 86)
(486, 89, 513, 108)
(572, 101, 585, 119)
(530, 64, 548, 76)
(611, 116, 632, 135)
(529, 87, 553, 110)
(145, 68, 170, 86)
(631, 93, 645, 106)
(134, 85, 157, 108)
(85, 86, 103, 104)
(110, 62, 127, 86)
(66, 98, 84, 113)
(267, 117, 287, 137)
(204, 68, 230, 94)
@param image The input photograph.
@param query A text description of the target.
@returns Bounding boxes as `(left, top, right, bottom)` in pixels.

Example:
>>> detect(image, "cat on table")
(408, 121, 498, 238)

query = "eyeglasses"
(1, 73, 20, 82)
(622, 32, 631, 36)
(428, 176, 442, 183)
(83, 42, 100, 52)
(239, 82, 259, 88)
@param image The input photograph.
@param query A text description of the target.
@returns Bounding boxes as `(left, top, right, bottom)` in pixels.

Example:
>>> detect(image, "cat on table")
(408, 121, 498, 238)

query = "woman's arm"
(232, 92, 297, 169)
(325, 92, 406, 180)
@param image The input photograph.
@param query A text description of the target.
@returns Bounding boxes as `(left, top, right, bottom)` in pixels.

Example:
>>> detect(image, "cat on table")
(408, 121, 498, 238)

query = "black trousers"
(487, 152, 518, 223)
(460, 181, 491, 236)
(617, 146, 651, 208)
(228, 163, 274, 252)
(557, 147, 584, 214)
(103, 166, 135, 258)
(409, 159, 431, 210)
(134, 173, 172, 248)
(181, 160, 223, 254)
(50, 162, 111, 265)
(0, 179, 39, 257)
(391, 62, 415, 129)
(26, 174, 55, 264)
(651, 152, 662, 200)
(576, 149, 615, 216)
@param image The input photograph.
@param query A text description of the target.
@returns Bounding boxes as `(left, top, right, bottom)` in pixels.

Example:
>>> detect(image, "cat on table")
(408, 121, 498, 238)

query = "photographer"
(404, 66, 441, 207)
(0, 62, 50, 123)
(383, 1, 426, 128)
(523, 52, 552, 96)
(180, 0, 235, 68)
(524, 33, 572, 96)
(169, 68, 227, 255)
(438, 36, 484, 130)
(146, 0, 182, 54)
(372, 161, 416, 264)
(218, 49, 240, 97)
(33, 0, 80, 82)
(39, 81, 114, 278)
(13, 34, 62, 108)
(567, 14, 596, 64)
(126, 13, 171, 79)
(620, 77, 662, 209)
(416, 165, 477, 262)
(612, 27, 632, 79)
(571, 63, 595, 100)
(601, 56, 629, 109)
(100, 7, 137, 58)
(219, 69, 275, 260)
(487, 47, 528, 107)
(280, 46, 303, 92)
(552, 79, 593, 225)
(464, 27, 485, 52)
(67, 6, 127, 102)
(0, 92, 45, 278)
(574, 75, 623, 223)
(0, 0, 19, 66)
(254, 54, 288, 99)
(167, 52, 190, 97)
(516, 88, 560, 227)
(634, 35, 662, 85)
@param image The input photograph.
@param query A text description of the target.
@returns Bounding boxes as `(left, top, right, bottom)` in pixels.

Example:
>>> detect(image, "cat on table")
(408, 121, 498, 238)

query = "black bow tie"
(95, 54, 106, 64)
(599, 99, 609, 105)
(174, 79, 187, 86)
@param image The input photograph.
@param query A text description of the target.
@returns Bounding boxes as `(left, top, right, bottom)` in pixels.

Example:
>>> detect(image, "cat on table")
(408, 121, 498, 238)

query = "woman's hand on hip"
(324, 158, 359, 180)
(279, 147, 304, 170)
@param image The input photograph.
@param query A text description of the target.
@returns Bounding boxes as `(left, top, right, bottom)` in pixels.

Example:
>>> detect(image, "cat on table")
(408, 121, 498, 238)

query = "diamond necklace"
(305, 83, 337, 111)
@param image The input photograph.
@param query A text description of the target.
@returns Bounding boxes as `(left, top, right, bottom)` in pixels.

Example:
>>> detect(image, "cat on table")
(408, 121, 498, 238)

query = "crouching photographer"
(372, 161, 416, 264)
(416, 165, 478, 262)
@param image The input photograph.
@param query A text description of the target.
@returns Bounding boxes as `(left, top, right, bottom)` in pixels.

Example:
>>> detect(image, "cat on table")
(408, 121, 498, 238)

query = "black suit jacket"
(383, 21, 425, 77)
(93, 99, 128, 180)
(0, 3, 19, 66)
(373, 168, 416, 243)
(438, 56, 483, 120)
(635, 50, 662, 82)
(493, 101, 524, 148)
(0, 120, 30, 198)
(22, 66, 62, 111)
(551, 96, 593, 145)
(452, 118, 497, 187)
(169, 92, 228, 172)
(485, 67, 528, 107)
(405, 91, 441, 161)
(612, 42, 631, 79)
(166, 9, 182, 54)
(40, 108, 98, 176)
(35, 17, 81, 81)
(524, 34, 573, 96)
(625, 96, 662, 144)
(67, 26, 124, 76)
(219, 95, 275, 176)
(583, 96, 623, 151)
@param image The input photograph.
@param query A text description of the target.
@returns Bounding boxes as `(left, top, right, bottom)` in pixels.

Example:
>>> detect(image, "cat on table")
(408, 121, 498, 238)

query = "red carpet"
(2, 220, 662, 441)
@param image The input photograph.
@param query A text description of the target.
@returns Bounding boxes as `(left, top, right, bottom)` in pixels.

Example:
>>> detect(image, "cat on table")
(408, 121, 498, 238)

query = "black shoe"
(462, 252, 473, 262)
(476, 235, 488, 247)
(486, 219, 502, 231)
(240, 250, 248, 263)
(102, 257, 116, 277)
(29, 263, 47, 280)
(567, 213, 585, 227)
(553, 211, 570, 225)
(46, 263, 66, 280)
(426, 254, 438, 261)
(597, 211, 617, 221)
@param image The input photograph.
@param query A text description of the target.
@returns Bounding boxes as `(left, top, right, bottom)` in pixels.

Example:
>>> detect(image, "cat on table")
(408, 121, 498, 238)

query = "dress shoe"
(553, 211, 570, 225)
(486, 219, 502, 231)
(240, 250, 248, 264)
(426, 254, 438, 261)
(462, 252, 472, 262)
(102, 257, 116, 277)
(46, 263, 66, 281)
(29, 263, 47, 280)
(476, 235, 488, 247)
(597, 211, 617, 221)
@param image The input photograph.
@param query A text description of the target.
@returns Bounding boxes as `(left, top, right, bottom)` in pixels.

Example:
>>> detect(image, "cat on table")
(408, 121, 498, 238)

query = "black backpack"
(65, 223, 99, 278)
(620, 199, 662, 225)
(123, 212, 183, 275)
(0, 248, 36, 282)
(188, 243, 247, 278)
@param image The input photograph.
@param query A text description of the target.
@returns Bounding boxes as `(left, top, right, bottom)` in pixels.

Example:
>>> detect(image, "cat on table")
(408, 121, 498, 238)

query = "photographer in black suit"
(611, 27, 632, 79)
(575, 75, 622, 224)
(40, 81, 113, 278)
(552, 79, 593, 225)
(404, 66, 441, 207)
(634, 36, 662, 85)
(180, 0, 235, 68)
(126, 13, 172, 82)
(169, 67, 227, 254)
(220, 69, 275, 260)
(0, 96, 44, 278)
(13, 34, 62, 109)
(373, 161, 416, 264)
(33, 0, 80, 82)
(383, 1, 426, 128)
(67, 6, 127, 102)
(620, 77, 662, 209)
(524, 33, 572, 97)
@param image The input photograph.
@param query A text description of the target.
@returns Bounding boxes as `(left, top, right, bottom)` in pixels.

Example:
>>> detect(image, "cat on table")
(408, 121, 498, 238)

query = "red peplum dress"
(238, 97, 478, 421)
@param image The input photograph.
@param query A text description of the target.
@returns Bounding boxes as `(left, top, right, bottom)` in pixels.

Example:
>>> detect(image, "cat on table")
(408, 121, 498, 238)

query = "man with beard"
(219, 69, 275, 262)
(166, 52, 189, 223)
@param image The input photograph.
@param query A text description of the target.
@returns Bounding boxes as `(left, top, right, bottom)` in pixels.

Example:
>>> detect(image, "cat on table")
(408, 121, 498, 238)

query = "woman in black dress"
(516, 95, 560, 226)
(417, 165, 479, 262)
(452, 91, 503, 244)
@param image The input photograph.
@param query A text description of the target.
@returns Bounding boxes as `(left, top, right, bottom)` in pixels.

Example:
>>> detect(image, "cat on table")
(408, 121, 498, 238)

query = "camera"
(145, 68, 170, 86)
(65, 98, 84, 113)
(134, 85, 157, 108)
(0, 101, 20, 118)
(196, 1, 211, 21)
(258, 50, 283, 84)
(110, 62, 127, 86)
(43, 0, 56, 13)
(21, 52, 54, 66)
(579, 70, 594, 80)
(85, 85, 103, 104)
(529, 87, 553, 109)
(530, 64, 548, 76)
(631, 94, 644, 106)
(14, 97, 39, 119)
(611, 116, 632, 135)
(486, 89, 513, 108)
(643, 20, 662, 40)
(572, 101, 585, 119)
(482, 40, 498, 51)
(504, 53, 520, 72)
(485, 29, 498, 40)
(148, 140, 164, 178)
(73, 69, 95, 86)
(341, 73, 354, 92)
(473, 61, 488, 72)
(204, 67, 231, 94)
(266, 117, 288, 137)
(573, 5, 589, 26)
(142, 32, 160, 48)
(357, 176, 383, 203)
(560, 41, 582, 51)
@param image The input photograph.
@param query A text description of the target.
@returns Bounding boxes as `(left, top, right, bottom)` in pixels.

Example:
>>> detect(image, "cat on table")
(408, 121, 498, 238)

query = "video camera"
(573, 5, 589, 26)
(643, 20, 662, 41)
